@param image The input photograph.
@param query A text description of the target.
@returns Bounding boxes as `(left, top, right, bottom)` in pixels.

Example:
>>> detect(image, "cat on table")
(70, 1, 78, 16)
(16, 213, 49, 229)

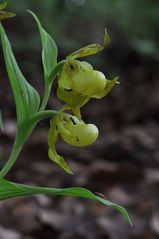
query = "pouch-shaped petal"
(59, 119, 99, 147)
(71, 70, 106, 97)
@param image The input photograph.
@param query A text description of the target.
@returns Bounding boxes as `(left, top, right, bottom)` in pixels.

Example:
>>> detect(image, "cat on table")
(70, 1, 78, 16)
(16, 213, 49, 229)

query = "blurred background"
(0, 0, 159, 238)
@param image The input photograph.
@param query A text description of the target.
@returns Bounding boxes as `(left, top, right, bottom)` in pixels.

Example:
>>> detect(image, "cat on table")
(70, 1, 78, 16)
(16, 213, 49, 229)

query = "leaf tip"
(103, 28, 110, 45)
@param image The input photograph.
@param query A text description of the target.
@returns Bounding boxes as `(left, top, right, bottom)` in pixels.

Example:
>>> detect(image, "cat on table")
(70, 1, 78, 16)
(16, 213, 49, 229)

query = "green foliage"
(0, 12, 59, 179)
(0, 23, 40, 126)
(0, 179, 132, 226)
(0, 8, 132, 225)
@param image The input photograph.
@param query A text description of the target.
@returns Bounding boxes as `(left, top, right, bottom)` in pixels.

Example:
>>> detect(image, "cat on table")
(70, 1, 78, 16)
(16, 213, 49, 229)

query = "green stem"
(0, 110, 60, 179)
(0, 60, 66, 178)
(48, 60, 66, 84)
(39, 60, 66, 111)
(39, 83, 51, 111)
(0, 137, 23, 179)
(30, 110, 58, 124)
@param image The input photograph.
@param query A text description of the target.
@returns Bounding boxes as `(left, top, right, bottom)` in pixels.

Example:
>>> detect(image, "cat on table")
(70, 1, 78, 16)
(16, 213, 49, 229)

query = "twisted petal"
(48, 117, 73, 175)
(67, 30, 110, 60)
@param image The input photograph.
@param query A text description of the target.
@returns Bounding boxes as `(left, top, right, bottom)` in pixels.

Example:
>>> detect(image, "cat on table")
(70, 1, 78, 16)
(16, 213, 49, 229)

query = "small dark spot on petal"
(76, 136, 80, 142)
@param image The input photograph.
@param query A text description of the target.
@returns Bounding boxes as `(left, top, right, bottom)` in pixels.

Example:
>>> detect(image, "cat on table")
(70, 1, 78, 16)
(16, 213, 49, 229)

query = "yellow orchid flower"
(48, 113, 99, 174)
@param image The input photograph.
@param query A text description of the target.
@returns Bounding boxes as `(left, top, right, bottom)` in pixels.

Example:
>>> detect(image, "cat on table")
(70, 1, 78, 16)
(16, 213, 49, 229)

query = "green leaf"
(0, 110, 4, 131)
(28, 10, 58, 83)
(0, 2, 7, 10)
(0, 179, 132, 226)
(0, 23, 40, 126)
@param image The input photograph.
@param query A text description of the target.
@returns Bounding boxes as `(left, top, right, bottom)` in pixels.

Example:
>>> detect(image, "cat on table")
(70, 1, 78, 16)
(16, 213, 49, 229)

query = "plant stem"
(0, 137, 23, 179)
(30, 110, 58, 124)
(39, 83, 51, 111)
(39, 60, 66, 111)
(48, 60, 66, 84)
(0, 60, 66, 178)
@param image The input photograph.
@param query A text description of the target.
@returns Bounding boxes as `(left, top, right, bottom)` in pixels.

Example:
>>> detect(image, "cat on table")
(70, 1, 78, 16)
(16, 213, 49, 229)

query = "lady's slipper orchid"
(58, 114, 99, 147)
(48, 113, 99, 174)
(48, 30, 119, 174)
(57, 59, 119, 117)
(56, 31, 119, 118)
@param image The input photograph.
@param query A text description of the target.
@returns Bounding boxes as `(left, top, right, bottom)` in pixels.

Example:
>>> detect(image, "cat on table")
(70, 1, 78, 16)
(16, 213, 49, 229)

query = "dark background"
(0, 0, 159, 238)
